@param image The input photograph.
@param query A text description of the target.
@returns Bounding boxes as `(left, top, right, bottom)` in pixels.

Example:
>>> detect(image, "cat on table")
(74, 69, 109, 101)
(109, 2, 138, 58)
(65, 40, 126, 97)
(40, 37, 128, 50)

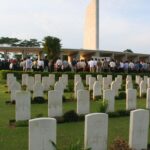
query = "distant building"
(0, 47, 150, 62)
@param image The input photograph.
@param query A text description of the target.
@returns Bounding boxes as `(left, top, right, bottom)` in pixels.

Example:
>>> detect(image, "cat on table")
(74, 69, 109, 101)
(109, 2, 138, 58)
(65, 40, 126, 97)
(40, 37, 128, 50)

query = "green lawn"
(0, 79, 149, 150)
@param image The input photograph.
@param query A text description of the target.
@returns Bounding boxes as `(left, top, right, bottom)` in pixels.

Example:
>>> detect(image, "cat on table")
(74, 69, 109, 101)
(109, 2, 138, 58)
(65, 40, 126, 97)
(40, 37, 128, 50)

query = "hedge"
(0, 70, 149, 80)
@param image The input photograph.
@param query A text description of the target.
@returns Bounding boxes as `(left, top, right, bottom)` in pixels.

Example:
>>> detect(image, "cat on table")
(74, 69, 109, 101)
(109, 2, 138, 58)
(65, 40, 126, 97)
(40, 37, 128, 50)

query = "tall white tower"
(83, 0, 99, 50)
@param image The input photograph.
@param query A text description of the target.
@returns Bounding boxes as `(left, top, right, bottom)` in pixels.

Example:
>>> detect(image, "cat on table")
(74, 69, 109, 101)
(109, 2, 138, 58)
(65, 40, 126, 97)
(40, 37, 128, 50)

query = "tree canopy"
(123, 49, 133, 53)
(42, 36, 61, 59)
(0, 37, 41, 47)
(0, 37, 20, 45)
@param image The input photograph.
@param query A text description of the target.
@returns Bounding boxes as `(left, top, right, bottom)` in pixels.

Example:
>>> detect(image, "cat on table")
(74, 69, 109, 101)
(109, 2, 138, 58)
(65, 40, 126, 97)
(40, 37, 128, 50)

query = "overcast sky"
(0, 0, 150, 53)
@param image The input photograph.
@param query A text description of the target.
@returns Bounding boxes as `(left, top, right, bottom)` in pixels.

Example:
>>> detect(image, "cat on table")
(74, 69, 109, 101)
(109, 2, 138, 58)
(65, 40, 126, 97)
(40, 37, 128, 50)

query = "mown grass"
(0, 79, 149, 150)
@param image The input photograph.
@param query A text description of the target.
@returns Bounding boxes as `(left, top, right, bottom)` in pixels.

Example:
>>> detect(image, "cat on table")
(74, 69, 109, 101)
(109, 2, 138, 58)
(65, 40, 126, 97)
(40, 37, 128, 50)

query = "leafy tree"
(12, 39, 41, 47)
(0, 37, 41, 47)
(42, 36, 61, 59)
(123, 49, 133, 53)
(0, 37, 20, 45)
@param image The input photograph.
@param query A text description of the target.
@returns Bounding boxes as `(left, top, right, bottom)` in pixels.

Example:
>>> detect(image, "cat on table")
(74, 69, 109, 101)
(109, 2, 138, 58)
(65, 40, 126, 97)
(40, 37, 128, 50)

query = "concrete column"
(68, 55, 71, 63)
(111, 53, 115, 59)
(94, 51, 100, 57)
(4, 50, 7, 59)
(122, 54, 127, 61)
(83, 0, 99, 50)
(76, 52, 80, 60)
(96, 0, 99, 50)
(22, 50, 26, 59)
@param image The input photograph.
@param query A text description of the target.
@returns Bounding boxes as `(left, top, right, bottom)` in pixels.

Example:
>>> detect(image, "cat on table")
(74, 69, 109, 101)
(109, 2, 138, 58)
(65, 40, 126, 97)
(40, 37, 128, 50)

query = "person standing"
(44, 56, 49, 72)
(96, 59, 102, 72)
(26, 57, 32, 71)
(88, 58, 94, 72)
(71, 58, 77, 72)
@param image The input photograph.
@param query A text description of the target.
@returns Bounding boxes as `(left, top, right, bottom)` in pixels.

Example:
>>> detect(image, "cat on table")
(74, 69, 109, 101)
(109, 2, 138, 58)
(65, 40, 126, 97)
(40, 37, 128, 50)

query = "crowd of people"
(0, 57, 150, 73)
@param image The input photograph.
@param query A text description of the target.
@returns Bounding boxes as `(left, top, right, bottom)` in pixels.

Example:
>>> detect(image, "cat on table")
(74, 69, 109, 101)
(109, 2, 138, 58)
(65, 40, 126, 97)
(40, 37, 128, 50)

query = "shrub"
(63, 110, 79, 122)
(67, 81, 74, 92)
(108, 110, 130, 118)
(97, 100, 108, 113)
(1, 70, 150, 80)
(108, 112, 120, 118)
(36, 114, 44, 118)
(9, 120, 28, 127)
(32, 97, 46, 104)
(67, 141, 91, 150)
(110, 137, 132, 150)
(119, 85, 125, 91)
(93, 96, 102, 101)
(63, 95, 67, 102)
(133, 83, 139, 89)
(67, 140, 82, 150)
(9, 119, 16, 127)
(16, 120, 28, 127)
(141, 93, 146, 98)
(117, 110, 130, 116)
(116, 91, 126, 100)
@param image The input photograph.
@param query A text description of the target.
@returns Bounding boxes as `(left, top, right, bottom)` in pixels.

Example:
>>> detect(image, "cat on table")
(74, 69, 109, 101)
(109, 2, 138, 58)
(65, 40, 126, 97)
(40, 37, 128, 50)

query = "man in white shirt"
(37, 59, 44, 71)
(88, 58, 94, 72)
(109, 59, 116, 71)
(26, 57, 32, 71)
(55, 57, 62, 71)
(129, 61, 135, 71)
(119, 61, 124, 72)
(93, 58, 97, 72)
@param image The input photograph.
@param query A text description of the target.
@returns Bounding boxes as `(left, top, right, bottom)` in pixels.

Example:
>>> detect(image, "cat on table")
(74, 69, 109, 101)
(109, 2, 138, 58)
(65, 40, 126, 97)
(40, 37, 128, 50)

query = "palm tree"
(42, 36, 61, 60)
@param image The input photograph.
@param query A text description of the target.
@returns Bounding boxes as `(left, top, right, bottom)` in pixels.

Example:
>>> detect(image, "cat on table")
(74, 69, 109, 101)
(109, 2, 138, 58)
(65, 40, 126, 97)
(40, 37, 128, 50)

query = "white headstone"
(117, 75, 122, 83)
(16, 91, 31, 121)
(93, 81, 102, 99)
(103, 77, 109, 91)
(34, 74, 41, 83)
(147, 78, 150, 88)
(115, 76, 122, 89)
(111, 81, 118, 96)
(126, 81, 133, 91)
(129, 109, 149, 150)
(33, 82, 44, 98)
(27, 76, 34, 91)
(84, 113, 108, 150)
(48, 90, 63, 117)
(7, 73, 14, 86)
(144, 76, 148, 84)
(146, 88, 150, 109)
(22, 74, 28, 86)
(139, 80, 147, 97)
(74, 75, 81, 90)
(29, 118, 56, 150)
(8, 76, 17, 92)
(103, 89, 115, 112)
(49, 74, 55, 86)
(74, 81, 84, 98)
(59, 77, 66, 90)
(54, 81, 64, 96)
(107, 75, 112, 83)
(135, 75, 141, 85)
(97, 75, 103, 85)
(62, 74, 68, 87)
(126, 89, 137, 110)
(10, 81, 21, 102)
(86, 74, 92, 85)
(89, 77, 96, 91)
(42, 76, 50, 91)
(77, 90, 90, 115)
(126, 75, 132, 82)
